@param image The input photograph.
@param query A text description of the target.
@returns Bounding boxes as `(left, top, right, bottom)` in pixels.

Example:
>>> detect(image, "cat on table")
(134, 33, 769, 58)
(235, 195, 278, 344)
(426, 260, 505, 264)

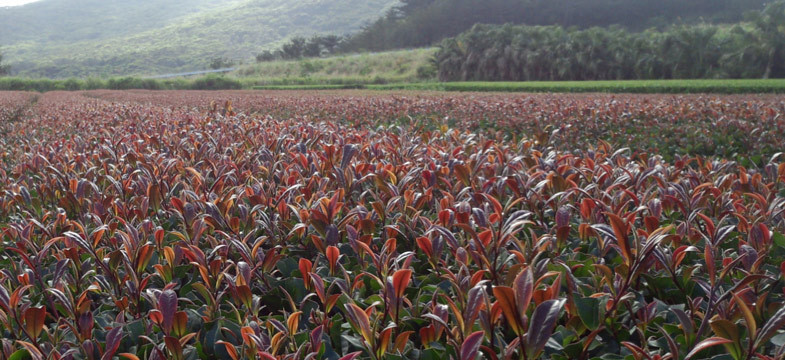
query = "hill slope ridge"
(0, 0, 397, 78)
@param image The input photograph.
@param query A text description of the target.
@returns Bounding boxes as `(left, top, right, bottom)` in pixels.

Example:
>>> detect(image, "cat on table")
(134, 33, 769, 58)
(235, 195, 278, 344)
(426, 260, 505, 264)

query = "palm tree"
(718, 25, 768, 78)
(749, 0, 785, 78)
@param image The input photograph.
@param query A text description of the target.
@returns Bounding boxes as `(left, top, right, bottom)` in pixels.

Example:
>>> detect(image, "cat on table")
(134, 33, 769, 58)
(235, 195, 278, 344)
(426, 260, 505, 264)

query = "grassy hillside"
(0, 0, 397, 78)
(233, 48, 437, 85)
(0, 0, 243, 44)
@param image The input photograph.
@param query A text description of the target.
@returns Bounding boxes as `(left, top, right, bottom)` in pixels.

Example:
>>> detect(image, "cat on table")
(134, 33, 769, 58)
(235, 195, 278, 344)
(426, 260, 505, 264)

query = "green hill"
(0, 0, 398, 78)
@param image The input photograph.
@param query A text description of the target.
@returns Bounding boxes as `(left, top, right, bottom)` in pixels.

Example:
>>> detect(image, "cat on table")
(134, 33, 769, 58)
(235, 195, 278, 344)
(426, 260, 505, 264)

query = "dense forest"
(262, 0, 770, 61)
(343, 0, 768, 52)
(434, 0, 785, 81)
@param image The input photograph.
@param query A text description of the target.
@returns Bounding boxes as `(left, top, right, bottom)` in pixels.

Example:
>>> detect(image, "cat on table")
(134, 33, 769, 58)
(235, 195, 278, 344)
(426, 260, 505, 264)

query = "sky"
(0, 0, 40, 6)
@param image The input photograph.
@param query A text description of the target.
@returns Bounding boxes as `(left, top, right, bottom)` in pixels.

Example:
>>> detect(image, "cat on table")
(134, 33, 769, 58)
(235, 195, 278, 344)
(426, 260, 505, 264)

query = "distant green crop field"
(5, 75, 783, 94)
(253, 79, 785, 93)
(365, 79, 785, 94)
(249, 84, 365, 90)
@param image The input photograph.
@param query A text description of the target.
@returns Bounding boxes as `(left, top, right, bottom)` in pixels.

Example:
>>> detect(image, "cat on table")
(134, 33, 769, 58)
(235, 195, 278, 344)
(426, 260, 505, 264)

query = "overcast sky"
(0, 0, 40, 6)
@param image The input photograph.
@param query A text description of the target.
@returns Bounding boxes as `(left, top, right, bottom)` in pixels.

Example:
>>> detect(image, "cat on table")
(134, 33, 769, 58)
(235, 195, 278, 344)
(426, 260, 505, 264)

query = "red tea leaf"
(392, 269, 413, 299)
(344, 303, 373, 346)
(526, 299, 565, 359)
(101, 326, 124, 360)
(685, 337, 733, 359)
(513, 267, 534, 315)
(605, 213, 632, 265)
(158, 289, 178, 334)
(326, 246, 340, 274)
(339, 351, 363, 360)
(23, 306, 46, 339)
(492, 286, 523, 335)
(416, 237, 433, 258)
(460, 331, 485, 360)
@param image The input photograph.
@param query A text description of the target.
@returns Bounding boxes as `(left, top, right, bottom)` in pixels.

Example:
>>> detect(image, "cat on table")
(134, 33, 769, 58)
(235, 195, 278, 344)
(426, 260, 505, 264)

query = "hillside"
(0, 0, 398, 78)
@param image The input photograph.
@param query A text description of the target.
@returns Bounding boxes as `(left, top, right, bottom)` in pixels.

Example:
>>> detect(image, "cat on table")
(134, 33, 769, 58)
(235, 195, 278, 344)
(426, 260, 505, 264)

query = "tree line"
(340, 0, 765, 53)
(0, 74, 245, 92)
(434, 1, 785, 81)
(255, 35, 345, 62)
(256, 0, 769, 63)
